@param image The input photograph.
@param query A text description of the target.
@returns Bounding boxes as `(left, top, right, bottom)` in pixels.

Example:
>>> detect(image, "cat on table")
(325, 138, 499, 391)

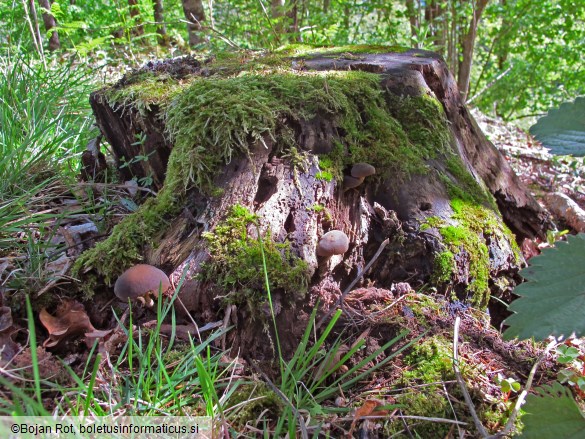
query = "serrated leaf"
(503, 234, 585, 341)
(529, 97, 585, 156)
(521, 382, 585, 438)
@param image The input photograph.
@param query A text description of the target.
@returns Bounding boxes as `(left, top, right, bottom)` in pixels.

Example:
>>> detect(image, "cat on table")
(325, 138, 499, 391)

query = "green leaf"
(503, 234, 585, 341)
(557, 345, 581, 364)
(529, 97, 585, 156)
(521, 382, 585, 438)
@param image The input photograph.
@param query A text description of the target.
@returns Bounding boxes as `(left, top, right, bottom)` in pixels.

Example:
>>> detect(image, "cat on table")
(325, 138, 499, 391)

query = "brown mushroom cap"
(316, 230, 350, 257)
(351, 163, 376, 178)
(114, 264, 171, 301)
(343, 175, 364, 190)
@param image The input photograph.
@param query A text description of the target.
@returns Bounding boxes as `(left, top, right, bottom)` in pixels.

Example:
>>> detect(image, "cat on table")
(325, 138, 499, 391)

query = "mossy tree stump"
(81, 47, 550, 358)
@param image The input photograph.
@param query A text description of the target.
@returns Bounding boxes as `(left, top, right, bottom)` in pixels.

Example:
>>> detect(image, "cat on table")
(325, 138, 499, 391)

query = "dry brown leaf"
(348, 399, 392, 437)
(39, 300, 100, 348)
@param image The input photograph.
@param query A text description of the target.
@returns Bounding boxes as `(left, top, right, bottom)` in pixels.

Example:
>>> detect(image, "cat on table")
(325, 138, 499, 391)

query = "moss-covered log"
(79, 46, 550, 357)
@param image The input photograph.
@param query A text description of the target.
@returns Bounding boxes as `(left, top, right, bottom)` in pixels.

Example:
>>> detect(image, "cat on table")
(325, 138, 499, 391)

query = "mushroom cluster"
(114, 264, 171, 307)
(316, 230, 350, 257)
(343, 163, 376, 190)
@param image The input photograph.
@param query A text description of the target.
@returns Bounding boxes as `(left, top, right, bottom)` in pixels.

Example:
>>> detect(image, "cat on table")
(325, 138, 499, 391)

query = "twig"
(466, 66, 512, 105)
(452, 315, 489, 437)
(442, 380, 464, 439)
(315, 238, 389, 330)
(181, 17, 241, 49)
(487, 338, 557, 439)
(245, 356, 309, 439)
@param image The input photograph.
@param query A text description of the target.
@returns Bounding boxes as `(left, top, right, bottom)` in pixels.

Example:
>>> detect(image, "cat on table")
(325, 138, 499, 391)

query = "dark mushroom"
(351, 163, 376, 178)
(343, 175, 365, 190)
(316, 230, 350, 257)
(114, 264, 171, 307)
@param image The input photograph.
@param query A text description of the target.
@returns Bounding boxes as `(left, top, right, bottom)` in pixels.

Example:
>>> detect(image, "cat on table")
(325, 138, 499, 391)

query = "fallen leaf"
(348, 399, 393, 437)
(39, 300, 105, 348)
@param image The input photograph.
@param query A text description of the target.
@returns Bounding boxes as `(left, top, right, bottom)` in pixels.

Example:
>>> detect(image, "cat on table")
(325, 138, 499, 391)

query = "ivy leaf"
(503, 234, 585, 341)
(521, 382, 585, 438)
(529, 97, 585, 156)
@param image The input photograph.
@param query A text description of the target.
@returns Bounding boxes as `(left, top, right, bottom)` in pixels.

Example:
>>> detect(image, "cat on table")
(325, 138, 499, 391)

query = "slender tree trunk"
(405, 0, 419, 44)
(287, 0, 299, 41)
(153, 0, 168, 45)
(37, 0, 60, 51)
(457, 0, 490, 101)
(271, 0, 285, 36)
(128, 0, 144, 36)
(181, 0, 205, 46)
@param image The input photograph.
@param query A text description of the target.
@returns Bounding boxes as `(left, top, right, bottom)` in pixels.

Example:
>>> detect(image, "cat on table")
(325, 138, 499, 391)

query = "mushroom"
(114, 264, 171, 307)
(351, 163, 376, 179)
(343, 175, 365, 190)
(316, 230, 350, 257)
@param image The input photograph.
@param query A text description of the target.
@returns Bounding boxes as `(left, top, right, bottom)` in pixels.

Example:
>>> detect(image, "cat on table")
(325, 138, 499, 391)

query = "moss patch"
(393, 337, 456, 437)
(199, 205, 309, 308)
(429, 199, 523, 308)
(226, 382, 283, 428)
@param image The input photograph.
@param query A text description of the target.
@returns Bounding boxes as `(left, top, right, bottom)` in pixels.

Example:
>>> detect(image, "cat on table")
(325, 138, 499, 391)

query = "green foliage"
(473, 0, 584, 121)
(275, 306, 411, 436)
(529, 98, 585, 156)
(494, 373, 521, 395)
(503, 234, 585, 341)
(0, 56, 93, 198)
(521, 382, 585, 438)
(200, 205, 309, 307)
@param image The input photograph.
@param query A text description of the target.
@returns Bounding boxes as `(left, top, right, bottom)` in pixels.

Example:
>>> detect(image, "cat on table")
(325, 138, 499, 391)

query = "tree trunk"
(404, 0, 419, 44)
(181, 0, 205, 46)
(37, 0, 60, 51)
(152, 0, 168, 45)
(86, 48, 550, 358)
(128, 0, 144, 36)
(457, 0, 490, 101)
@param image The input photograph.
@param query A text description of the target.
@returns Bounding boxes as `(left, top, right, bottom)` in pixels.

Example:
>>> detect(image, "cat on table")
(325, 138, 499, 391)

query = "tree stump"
(79, 47, 550, 358)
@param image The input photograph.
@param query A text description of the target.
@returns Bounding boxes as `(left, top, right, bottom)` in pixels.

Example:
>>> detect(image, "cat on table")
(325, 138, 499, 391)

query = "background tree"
(182, 0, 205, 46)
(38, 0, 60, 51)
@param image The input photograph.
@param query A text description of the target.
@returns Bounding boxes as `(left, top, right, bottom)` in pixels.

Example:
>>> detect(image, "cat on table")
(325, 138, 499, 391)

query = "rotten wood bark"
(89, 48, 550, 357)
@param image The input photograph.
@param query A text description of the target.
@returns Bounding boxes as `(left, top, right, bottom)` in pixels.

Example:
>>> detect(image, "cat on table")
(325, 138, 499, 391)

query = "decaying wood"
(88, 48, 551, 357)
(544, 192, 585, 233)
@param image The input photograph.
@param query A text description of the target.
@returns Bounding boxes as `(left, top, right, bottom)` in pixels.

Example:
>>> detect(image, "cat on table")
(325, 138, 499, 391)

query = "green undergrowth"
(394, 335, 506, 437)
(199, 205, 309, 309)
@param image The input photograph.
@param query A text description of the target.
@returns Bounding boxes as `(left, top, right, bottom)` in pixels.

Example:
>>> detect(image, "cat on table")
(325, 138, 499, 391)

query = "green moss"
(315, 171, 333, 181)
(432, 251, 455, 284)
(226, 382, 283, 428)
(394, 335, 510, 436)
(275, 44, 411, 56)
(394, 337, 456, 437)
(308, 204, 325, 213)
(444, 156, 496, 208)
(106, 73, 187, 116)
(429, 198, 523, 308)
(199, 205, 310, 308)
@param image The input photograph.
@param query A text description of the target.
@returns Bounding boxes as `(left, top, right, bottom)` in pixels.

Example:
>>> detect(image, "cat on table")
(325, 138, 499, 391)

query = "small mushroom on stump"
(114, 264, 171, 307)
(351, 163, 376, 179)
(317, 230, 350, 257)
(343, 163, 376, 191)
(343, 175, 364, 190)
